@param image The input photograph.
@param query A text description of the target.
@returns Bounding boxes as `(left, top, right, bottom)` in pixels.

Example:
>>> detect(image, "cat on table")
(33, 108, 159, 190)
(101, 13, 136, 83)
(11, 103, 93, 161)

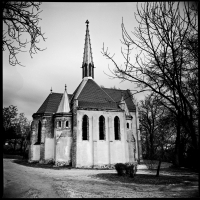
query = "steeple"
(82, 20, 94, 79)
(56, 85, 70, 113)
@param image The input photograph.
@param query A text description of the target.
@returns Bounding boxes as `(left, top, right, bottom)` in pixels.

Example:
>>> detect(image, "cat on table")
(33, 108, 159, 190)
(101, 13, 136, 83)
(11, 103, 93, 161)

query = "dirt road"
(3, 157, 199, 198)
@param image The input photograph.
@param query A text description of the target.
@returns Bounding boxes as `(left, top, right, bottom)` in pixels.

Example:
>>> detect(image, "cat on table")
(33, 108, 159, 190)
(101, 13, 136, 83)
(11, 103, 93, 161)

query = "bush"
(115, 162, 137, 177)
(125, 162, 137, 177)
(115, 163, 126, 176)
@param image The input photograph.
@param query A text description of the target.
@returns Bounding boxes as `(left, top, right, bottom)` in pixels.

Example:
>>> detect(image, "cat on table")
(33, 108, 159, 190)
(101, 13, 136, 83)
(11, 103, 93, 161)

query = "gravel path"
(3, 157, 199, 198)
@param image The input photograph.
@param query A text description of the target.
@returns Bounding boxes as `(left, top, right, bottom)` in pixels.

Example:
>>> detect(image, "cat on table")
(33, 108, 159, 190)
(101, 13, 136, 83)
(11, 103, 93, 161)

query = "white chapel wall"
(44, 138, 54, 160)
(76, 109, 128, 167)
(32, 145, 40, 161)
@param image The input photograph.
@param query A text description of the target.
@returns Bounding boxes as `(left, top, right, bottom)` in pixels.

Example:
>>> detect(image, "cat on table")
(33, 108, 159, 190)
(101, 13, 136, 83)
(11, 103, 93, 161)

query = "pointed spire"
(82, 20, 94, 79)
(56, 85, 70, 113)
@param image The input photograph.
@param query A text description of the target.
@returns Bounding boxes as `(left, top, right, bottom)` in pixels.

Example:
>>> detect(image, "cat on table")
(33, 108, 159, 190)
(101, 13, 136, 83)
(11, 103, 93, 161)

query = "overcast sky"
(3, 2, 146, 121)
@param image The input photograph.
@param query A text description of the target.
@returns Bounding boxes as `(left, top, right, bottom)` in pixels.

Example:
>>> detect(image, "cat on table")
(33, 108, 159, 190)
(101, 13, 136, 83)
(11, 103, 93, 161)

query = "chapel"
(29, 20, 143, 168)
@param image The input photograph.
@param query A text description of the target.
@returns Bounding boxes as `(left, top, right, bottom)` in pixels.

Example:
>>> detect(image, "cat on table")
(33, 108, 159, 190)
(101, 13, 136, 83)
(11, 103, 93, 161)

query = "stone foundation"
(55, 161, 71, 167)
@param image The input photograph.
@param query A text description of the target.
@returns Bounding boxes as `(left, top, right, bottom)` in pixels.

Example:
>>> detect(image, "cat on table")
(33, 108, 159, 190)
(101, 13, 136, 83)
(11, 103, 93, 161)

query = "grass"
(91, 172, 198, 185)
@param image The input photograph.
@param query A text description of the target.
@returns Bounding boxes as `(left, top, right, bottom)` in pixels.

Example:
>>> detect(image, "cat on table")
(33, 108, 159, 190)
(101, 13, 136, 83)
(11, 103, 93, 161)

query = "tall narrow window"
(38, 120, 42, 143)
(127, 123, 129, 129)
(92, 67, 94, 78)
(57, 121, 61, 128)
(82, 115, 89, 140)
(82, 67, 84, 78)
(66, 121, 69, 128)
(114, 116, 120, 140)
(89, 64, 91, 76)
(99, 115, 105, 140)
(85, 64, 88, 77)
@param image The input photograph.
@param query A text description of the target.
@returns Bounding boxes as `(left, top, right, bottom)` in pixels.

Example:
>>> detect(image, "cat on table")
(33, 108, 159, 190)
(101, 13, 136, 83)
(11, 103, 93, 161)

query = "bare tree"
(102, 2, 198, 167)
(2, 1, 46, 66)
(139, 93, 176, 175)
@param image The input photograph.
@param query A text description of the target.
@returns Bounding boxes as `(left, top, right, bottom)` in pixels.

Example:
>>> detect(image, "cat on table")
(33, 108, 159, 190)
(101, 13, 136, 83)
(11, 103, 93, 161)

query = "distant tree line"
(3, 105, 31, 158)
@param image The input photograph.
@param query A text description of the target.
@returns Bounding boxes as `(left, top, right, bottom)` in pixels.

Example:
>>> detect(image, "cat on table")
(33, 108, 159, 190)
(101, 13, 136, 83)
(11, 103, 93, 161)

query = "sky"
(3, 2, 146, 121)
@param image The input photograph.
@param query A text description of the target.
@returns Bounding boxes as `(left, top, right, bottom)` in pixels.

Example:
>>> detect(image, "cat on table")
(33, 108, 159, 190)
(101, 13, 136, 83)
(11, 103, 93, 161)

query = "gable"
(73, 78, 119, 110)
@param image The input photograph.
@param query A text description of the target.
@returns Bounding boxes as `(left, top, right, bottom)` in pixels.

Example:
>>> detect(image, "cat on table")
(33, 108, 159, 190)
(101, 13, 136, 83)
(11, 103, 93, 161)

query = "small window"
(99, 115, 105, 140)
(66, 121, 69, 128)
(82, 115, 89, 140)
(127, 123, 129, 129)
(114, 116, 120, 140)
(57, 121, 62, 128)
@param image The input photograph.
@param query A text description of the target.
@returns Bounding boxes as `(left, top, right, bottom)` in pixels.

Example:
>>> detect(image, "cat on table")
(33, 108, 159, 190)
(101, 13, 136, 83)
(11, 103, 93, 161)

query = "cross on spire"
(86, 20, 89, 26)
(65, 84, 67, 91)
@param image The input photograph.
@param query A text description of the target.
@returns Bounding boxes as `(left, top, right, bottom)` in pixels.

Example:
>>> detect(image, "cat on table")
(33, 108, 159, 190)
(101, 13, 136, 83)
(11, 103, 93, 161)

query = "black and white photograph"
(3, 2, 199, 198)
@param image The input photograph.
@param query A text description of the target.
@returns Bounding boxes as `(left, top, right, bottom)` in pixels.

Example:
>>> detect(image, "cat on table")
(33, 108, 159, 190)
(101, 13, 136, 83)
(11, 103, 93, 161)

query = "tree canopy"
(102, 1, 198, 169)
(2, 1, 46, 66)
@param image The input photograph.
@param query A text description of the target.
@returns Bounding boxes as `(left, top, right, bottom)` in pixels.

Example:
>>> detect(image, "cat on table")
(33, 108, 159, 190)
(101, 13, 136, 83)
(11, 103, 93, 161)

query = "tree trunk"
(13, 138, 17, 152)
(174, 113, 181, 167)
(156, 159, 162, 177)
(150, 132, 154, 159)
(146, 133, 149, 158)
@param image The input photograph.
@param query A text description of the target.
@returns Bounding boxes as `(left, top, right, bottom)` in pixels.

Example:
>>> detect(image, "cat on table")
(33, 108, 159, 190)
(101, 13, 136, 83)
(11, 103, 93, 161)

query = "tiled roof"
(78, 101, 119, 110)
(35, 80, 135, 114)
(102, 88, 136, 112)
(75, 79, 119, 110)
(36, 93, 72, 114)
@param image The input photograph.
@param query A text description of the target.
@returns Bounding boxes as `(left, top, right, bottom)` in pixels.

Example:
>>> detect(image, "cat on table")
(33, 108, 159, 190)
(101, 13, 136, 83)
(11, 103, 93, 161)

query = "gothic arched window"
(82, 115, 89, 140)
(114, 116, 120, 140)
(99, 115, 105, 140)
(38, 120, 42, 144)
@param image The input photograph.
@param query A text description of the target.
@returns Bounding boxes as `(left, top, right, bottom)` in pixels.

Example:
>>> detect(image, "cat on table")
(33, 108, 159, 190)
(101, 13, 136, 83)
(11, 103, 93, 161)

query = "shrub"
(115, 162, 137, 177)
(125, 162, 137, 177)
(115, 163, 126, 176)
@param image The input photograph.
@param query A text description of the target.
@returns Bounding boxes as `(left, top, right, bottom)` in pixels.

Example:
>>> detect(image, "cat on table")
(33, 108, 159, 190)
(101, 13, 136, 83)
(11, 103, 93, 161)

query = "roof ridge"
(89, 79, 116, 103)
(103, 87, 127, 91)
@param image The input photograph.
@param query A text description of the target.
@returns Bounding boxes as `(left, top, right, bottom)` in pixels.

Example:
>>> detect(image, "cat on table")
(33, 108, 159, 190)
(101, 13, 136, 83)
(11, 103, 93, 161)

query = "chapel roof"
(102, 88, 136, 112)
(35, 81, 136, 115)
(56, 86, 70, 113)
(74, 78, 119, 110)
(71, 78, 136, 111)
(36, 93, 72, 114)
